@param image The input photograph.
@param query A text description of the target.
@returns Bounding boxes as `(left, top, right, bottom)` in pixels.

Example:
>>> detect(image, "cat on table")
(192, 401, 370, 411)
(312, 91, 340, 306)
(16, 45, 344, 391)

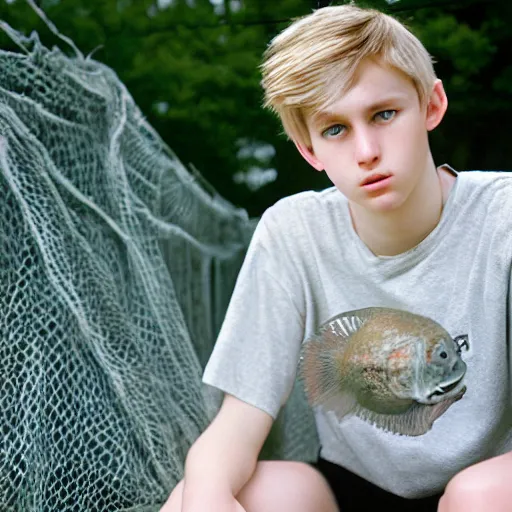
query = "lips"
(361, 173, 392, 186)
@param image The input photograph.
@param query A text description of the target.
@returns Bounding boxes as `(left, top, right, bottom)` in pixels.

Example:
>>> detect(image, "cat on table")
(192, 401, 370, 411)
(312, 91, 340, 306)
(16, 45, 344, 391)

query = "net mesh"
(0, 14, 318, 512)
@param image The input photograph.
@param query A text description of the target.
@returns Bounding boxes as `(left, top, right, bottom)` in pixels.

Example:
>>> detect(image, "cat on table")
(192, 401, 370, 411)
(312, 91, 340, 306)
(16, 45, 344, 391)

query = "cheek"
(383, 108, 423, 139)
(394, 114, 429, 151)
(323, 167, 354, 194)
(314, 144, 351, 174)
(387, 368, 414, 397)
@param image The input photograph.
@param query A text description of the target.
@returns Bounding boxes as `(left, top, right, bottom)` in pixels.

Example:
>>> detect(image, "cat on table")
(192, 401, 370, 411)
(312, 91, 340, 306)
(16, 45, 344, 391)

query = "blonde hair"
(260, 4, 437, 146)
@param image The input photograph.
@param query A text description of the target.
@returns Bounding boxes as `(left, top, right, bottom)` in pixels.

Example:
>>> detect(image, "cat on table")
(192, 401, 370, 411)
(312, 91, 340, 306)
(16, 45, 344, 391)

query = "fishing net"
(0, 9, 318, 512)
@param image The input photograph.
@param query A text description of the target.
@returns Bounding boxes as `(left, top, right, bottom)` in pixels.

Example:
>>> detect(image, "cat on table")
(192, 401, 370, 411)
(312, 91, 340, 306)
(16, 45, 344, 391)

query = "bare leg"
(161, 460, 339, 512)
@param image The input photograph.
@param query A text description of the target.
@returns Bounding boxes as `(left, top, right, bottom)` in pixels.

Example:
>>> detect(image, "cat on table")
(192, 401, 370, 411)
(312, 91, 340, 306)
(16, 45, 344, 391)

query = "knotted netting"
(0, 8, 319, 511)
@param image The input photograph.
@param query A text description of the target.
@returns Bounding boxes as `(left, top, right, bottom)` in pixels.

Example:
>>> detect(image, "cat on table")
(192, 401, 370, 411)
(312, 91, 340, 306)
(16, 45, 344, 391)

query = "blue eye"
(376, 110, 397, 121)
(322, 124, 345, 138)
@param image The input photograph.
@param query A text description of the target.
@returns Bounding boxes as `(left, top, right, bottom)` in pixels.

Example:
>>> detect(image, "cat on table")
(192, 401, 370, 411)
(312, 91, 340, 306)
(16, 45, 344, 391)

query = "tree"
(0, 0, 510, 217)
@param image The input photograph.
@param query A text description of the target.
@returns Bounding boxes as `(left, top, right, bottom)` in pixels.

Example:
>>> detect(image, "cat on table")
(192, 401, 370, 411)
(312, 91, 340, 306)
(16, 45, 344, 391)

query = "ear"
(425, 79, 448, 131)
(294, 141, 324, 171)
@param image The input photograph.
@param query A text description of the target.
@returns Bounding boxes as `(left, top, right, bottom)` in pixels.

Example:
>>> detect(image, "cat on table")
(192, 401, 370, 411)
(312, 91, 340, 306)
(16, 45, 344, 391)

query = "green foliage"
(0, 0, 510, 216)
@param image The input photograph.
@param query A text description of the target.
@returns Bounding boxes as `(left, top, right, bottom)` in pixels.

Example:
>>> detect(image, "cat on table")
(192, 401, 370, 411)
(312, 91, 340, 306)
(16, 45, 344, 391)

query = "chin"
(365, 193, 405, 213)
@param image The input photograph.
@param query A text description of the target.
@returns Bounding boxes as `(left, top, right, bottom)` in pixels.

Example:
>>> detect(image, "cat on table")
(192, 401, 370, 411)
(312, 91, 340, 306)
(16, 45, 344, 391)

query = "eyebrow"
(312, 95, 408, 126)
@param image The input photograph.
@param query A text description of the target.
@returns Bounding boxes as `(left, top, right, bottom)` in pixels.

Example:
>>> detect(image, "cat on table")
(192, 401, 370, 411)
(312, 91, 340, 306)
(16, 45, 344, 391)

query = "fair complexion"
(160, 395, 338, 512)
(296, 58, 454, 256)
(438, 451, 512, 512)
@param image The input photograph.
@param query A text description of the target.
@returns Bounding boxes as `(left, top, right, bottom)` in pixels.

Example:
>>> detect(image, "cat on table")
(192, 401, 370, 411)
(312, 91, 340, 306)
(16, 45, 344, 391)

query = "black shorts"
(312, 457, 443, 512)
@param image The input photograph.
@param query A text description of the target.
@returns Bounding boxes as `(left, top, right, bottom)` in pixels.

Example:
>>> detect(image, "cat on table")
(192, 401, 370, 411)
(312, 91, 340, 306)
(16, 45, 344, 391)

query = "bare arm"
(180, 393, 274, 510)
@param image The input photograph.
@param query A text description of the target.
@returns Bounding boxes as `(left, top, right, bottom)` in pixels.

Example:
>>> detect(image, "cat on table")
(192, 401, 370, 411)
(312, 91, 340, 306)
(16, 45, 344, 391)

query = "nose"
(354, 126, 381, 169)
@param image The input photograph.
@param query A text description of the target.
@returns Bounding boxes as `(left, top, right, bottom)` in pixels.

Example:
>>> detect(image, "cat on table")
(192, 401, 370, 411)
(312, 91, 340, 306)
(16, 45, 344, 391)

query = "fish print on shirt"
(299, 307, 469, 436)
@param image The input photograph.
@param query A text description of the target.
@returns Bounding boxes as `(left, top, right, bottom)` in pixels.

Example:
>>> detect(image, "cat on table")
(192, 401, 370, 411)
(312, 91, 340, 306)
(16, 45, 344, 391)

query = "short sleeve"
(202, 208, 305, 419)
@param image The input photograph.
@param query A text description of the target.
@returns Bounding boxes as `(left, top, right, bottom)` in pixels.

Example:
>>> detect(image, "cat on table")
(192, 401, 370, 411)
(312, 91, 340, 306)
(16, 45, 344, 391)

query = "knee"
(159, 480, 184, 512)
(275, 461, 336, 508)
(440, 466, 495, 512)
(238, 461, 338, 512)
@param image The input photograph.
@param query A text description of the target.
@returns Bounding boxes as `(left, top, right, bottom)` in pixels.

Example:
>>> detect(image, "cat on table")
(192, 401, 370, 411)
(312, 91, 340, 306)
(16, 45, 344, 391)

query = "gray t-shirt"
(203, 169, 512, 498)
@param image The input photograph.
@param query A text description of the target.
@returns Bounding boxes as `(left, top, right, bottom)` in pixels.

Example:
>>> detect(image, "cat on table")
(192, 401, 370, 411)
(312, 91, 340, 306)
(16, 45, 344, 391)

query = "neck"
(349, 160, 455, 257)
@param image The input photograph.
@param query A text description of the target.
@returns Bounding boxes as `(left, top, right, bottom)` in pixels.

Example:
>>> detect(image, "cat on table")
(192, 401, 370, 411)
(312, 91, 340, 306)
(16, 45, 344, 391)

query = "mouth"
(431, 380, 460, 397)
(425, 373, 466, 403)
(360, 173, 392, 188)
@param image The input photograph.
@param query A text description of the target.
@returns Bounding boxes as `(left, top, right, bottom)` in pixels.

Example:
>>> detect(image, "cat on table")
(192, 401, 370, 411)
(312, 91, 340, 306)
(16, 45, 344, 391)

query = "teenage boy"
(161, 5, 512, 512)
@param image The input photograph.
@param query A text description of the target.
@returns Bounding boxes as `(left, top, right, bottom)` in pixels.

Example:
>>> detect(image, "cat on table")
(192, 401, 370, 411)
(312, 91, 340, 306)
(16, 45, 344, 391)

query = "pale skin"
(161, 59, 511, 512)
(160, 395, 339, 512)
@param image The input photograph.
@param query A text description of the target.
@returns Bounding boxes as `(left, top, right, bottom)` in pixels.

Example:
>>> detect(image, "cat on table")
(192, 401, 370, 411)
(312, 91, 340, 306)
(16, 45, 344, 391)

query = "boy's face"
(295, 59, 447, 213)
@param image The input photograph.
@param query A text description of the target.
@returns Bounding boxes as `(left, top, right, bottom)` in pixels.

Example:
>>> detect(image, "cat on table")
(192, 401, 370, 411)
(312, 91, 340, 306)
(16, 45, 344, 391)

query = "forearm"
(183, 423, 258, 497)
(181, 395, 273, 506)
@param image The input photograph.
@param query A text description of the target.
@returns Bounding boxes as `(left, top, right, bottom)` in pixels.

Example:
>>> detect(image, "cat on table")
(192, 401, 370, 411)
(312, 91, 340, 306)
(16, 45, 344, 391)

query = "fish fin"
(299, 332, 345, 407)
(353, 391, 464, 436)
(319, 307, 378, 339)
(300, 307, 398, 418)
(323, 390, 358, 421)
